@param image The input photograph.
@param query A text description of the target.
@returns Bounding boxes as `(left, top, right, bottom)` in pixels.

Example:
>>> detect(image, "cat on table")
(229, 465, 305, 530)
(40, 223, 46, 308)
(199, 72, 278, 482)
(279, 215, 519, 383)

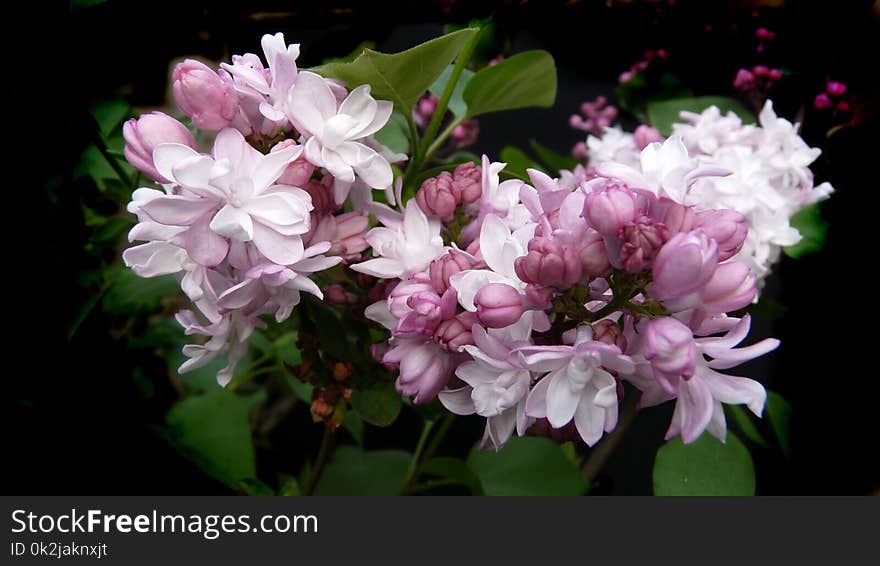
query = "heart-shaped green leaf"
(463, 50, 557, 118)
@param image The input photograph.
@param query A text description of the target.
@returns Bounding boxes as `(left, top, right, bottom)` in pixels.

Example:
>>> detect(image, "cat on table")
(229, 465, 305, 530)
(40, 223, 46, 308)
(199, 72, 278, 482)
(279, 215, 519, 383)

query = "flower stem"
(402, 418, 436, 492)
(304, 426, 335, 496)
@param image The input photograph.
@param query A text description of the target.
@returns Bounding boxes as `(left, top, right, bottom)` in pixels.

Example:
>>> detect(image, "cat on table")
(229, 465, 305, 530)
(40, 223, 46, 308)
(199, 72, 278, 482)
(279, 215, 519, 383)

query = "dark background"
(9, 0, 879, 494)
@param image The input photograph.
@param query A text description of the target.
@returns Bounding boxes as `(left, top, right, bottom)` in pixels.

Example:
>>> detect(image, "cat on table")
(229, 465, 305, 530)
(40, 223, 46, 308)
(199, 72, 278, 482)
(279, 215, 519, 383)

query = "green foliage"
(725, 405, 769, 448)
(350, 380, 402, 427)
(766, 391, 793, 458)
(314, 447, 411, 495)
(616, 71, 692, 122)
(653, 433, 755, 495)
(467, 436, 588, 496)
(647, 96, 754, 136)
(500, 146, 540, 180)
(422, 457, 483, 494)
(462, 50, 557, 118)
(165, 388, 257, 488)
(374, 111, 411, 154)
(428, 65, 475, 117)
(784, 204, 828, 258)
(314, 28, 479, 112)
(530, 140, 578, 172)
(102, 268, 179, 316)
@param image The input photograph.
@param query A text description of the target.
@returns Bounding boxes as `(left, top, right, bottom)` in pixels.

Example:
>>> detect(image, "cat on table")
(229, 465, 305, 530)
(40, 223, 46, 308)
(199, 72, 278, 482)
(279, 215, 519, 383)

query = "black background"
(8, 0, 879, 495)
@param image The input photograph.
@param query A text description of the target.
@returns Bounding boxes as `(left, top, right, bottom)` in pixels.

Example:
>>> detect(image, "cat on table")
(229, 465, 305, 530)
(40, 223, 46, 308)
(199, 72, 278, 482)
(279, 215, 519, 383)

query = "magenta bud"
(619, 216, 669, 273)
(123, 111, 197, 183)
(634, 125, 663, 150)
(643, 317, 697, 392)
(836, 101, 852, 113)
(273, 139, 315, 186)
(329, 212, 370, 260)
(696, 209, 748, 261)
(474, 283, 524, 328)
(324, 284, 356, 307)
(579, 228, 611, 276)
(814, 93, 833, 110)
(514, 238, 582, 288)
(429, 249, 474, 294)
(434, 311, 478, 352)
(172, 59, 239, 131)
(699, 261, 756, 313)
(452, 161, 483, 203)
(303, 177, 337, 217)
(584, 185, 639, 236)
(652, 230, 719, 299)
(752, 65, 770, 78)
(416, 171, 459, 220)
(826, 81, 847, 97)
(592, 320, 627, 352)
(733, 68, 755, 90)
(655, 199, 699, 234)
(452, 119, 479, 148)
(767, 68, 783, 81)
(755, 27, 776, 40)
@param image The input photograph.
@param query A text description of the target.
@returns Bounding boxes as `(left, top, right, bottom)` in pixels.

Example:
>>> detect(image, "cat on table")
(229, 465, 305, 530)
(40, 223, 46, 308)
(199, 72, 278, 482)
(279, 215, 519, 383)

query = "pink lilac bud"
(619, 216, 669, 273)
(755, 27, 776, 40)
(413, 94, 438, 128)
(826, 81, 847, 97)
(329, 212, 370, 261)
(434, 311, 478, 352)
(696, 209, 748, 261)
(836, 101, 852, 113)
(464, 239, 486, 267)
(416, 171, 459, 220)
(642, 317, 696, 393)
(524, 285, 554, 311)
(452, 119, 479, 148)
(273, 139, 315, 186)
(569, 114, 584, 129)
(122, 111, 196, 183)
(654, 199, 699, 234)
(324, 284, 357, 307)
(652, 230, 718, 299)
(172, 59, 239, 131)
(753, 65, 770, 78)
(579, 228, 611, 276)
(514, 238, 582, 288)
(396, 289, 456, 336)
(592, 320, 627, 351)
(452, 162, 483, 204)
(619, 70, 634, 84)
(634, 125, 663, 150)
(572, 141, 588, 160)
(733, 68, 755, 90)
(303, 177, 337, 216)
(699, 261, 756, 313)
(814, 93, 833, 110)
(583, 185, 639, 236)
(474, 283, 524, 328)
(767, 68, 783, 81)
(429, 249, 474, 294)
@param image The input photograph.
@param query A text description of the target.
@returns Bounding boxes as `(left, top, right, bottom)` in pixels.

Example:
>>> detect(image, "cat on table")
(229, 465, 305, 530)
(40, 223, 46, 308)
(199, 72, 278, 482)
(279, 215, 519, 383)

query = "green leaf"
(422, 457, 483, 494)
(103, 268, 179, 316)
(238, 478, 274, 496)
(90, 99, 131, 136)
(647, 96, 754, 137)
(273, 332, 302, 366)
(350, 379, 402, 427)
(766, 391, 793, 458)
(302, 298, 351, 360)
(314, 28, 479, 112)
(463, 50, 557, 118)
(279, 475, 301, 496)
(530, 140, 578, 173)
(725, 405, 769, 448)
(343, 411, 365, 446)
(373, 110, 411, 154)
(653, 433, 755, 495)
(500, 146, 541, 180)
(165, 388, 256, 488)
(428, 65, 475, 117)
(467, 436, 588, 496)
(784, 204, 828, 258)
(314, 446, 411, 495)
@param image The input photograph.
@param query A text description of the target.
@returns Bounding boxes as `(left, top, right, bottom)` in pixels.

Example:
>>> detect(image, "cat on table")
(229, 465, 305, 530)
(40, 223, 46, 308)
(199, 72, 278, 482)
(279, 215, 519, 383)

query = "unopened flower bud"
(733, 68, 755, 90)
(416, 171, 459, 220)
(696, 209, 748, 261)
(814, 93, 833, 110)
(592, 320, 627, 351)
(474, 283, 524, 328)
(273, 139, 315, 186)
(584, 185, 638, 236)
(452, 162, 483, 203)
(514, 237, 582, 288)
(429, 249, 474, 294)
(123, 111, 197, 183)
(826, 81, 847, 97)
(324, 284, 356, 308)
(699, 261, 757, 313)
(172, 59, 239, 131)
(578, 229, 611, 276)
(643, 317, 696, 393)
(634, 125, 663, 150)
(434, 311, 478, 352)
(619, 216, 669, 273)
(652, 230, 718, 299)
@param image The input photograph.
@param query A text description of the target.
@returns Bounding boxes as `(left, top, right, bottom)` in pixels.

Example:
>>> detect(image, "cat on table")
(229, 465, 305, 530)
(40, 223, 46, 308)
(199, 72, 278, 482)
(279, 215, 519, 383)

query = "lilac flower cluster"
(122, 34, 398, 384)
(357, 141, 779, 449)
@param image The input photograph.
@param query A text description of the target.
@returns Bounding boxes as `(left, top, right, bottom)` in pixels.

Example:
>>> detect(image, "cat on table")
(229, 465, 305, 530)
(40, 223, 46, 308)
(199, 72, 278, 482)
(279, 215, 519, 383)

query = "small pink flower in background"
(474, 283, 525, 328)
(173, 59, 239, 131)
